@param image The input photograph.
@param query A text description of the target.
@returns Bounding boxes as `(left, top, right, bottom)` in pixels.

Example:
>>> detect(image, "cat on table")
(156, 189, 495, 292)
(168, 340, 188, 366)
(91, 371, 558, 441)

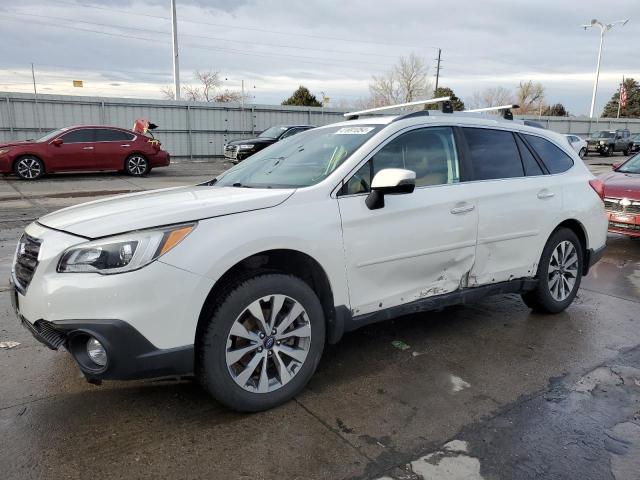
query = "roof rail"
(344, 96, 452, 120)
(464, 104, 519, 120)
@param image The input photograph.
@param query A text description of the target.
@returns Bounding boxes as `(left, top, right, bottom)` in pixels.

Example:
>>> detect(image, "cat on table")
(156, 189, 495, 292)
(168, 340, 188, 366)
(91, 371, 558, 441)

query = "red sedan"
(601, 154, 640, 238)
(0, 125, 170, 180)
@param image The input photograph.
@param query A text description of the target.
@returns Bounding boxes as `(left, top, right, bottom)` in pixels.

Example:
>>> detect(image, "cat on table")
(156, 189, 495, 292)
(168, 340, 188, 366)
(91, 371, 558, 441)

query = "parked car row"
(0, 123, 170, 180)
(223, 124, 315, 163)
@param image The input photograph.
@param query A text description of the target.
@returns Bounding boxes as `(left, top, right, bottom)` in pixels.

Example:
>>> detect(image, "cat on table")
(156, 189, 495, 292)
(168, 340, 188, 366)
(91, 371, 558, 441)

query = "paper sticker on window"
(334, 127, 375, 135)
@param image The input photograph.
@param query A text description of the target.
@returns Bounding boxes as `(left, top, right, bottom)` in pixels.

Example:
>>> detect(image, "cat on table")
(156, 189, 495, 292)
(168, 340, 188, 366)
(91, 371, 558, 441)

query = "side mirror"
(365, 168, 416, 210)
(52, 138, 63, 146)
(612, 161, 622, 170)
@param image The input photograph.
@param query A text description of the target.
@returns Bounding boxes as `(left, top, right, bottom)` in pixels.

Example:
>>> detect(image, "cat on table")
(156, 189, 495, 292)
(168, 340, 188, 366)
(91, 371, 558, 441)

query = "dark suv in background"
(223, 124, 315, 163)
(586, 128, 633, 156)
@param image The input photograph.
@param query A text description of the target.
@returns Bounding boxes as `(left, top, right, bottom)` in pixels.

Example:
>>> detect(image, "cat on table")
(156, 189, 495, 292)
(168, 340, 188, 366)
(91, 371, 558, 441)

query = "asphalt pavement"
(1, 156, 639, 480)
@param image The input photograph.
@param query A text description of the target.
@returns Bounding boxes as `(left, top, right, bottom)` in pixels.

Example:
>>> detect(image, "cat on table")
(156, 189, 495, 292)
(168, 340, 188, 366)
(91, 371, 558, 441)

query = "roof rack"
(344, 96, 452, 120)
(464, 104, 520, 120)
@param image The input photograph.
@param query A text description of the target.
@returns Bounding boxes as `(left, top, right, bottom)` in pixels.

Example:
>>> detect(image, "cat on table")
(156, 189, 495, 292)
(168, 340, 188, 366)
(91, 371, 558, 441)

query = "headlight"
(238, 144, 255, 150)
(0, 147, 12, 156)
(57, 223, 195, 274)
(599, 140, 606, 145)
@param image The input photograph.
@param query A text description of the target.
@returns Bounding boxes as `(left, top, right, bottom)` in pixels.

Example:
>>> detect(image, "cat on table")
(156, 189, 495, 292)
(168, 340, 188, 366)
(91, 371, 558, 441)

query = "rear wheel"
(14, 156, 44, 180)
(125, 154, 149, 176)
(522, 228, 583, 313)
(198, 274, 325, 412)
(579, 147, 587, 158)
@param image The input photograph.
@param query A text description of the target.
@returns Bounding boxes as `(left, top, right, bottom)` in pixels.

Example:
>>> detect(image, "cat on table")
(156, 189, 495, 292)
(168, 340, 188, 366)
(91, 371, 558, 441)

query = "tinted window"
(462, 128, 523, 180)
(342, 127, 460, 195)
(279, 128, 301, 140)
(95, 129, 134, 142)
(515, 135, 544, 176)
(524, 134, 574, 174)
(61, 128, 95, 143)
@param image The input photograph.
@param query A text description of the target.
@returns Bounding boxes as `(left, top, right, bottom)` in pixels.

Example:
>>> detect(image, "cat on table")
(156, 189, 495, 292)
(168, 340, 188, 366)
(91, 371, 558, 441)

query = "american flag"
(620, 82, 628, 108)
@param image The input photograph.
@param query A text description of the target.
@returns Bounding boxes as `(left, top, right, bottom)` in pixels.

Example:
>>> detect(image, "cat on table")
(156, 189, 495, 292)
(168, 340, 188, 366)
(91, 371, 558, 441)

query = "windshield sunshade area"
(36, 127, 70, 142)
(592, 131, 614, 139)
(618, 154, 640, 174)
(214, 125, 382, 188)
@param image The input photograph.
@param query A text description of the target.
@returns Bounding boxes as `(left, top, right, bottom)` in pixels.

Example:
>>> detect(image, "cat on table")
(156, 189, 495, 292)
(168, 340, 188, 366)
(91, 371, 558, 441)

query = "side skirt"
(339, 278, 538, 337)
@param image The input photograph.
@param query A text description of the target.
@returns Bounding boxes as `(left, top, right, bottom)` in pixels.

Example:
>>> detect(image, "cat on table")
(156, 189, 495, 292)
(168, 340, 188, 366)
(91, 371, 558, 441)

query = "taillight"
(589, 179, 605, 201)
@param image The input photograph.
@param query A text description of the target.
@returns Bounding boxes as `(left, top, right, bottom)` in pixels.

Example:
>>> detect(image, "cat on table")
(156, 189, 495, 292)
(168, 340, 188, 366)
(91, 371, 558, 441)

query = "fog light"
(86, 337, 107, 367)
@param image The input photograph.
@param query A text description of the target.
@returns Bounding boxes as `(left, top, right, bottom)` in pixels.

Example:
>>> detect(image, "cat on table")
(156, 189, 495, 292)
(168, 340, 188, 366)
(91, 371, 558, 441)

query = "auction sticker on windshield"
(334, 127, 375, 135)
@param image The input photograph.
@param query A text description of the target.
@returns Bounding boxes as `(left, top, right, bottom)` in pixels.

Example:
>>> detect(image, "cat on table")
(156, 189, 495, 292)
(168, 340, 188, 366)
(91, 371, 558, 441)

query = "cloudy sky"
(0, 0, 638, 115)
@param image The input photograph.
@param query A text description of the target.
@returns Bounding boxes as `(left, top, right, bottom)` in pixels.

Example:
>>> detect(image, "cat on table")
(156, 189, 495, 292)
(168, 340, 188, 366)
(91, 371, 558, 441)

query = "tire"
(14, 156, 44, 180)
(125, 154, 149, 176)
(606, 145, 613, 157)
(579, 147, 586, 158)
(521, 228, 584, 314)
(623, 148, 630, 156)
(198, 273, 325, 412)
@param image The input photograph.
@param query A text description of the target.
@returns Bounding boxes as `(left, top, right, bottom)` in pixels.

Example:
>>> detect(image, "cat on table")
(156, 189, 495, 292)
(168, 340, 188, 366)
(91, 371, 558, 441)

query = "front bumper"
(587, 143, 609, 154)
(11, 284, 193, 380)
(606, 211, 640, 238)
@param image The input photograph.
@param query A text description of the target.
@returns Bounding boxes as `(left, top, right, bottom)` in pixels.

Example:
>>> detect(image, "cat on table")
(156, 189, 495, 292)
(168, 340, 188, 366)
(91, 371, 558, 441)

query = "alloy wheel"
(548, 240, 579, 302)
(127, 156, 147, 175)
(225, 294, 311, 393)
(17, 158, 42, 179)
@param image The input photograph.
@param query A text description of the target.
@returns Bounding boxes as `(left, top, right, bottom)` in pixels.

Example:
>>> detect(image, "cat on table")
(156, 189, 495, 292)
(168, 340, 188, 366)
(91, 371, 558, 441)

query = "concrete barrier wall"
(2, 91, 640, 160)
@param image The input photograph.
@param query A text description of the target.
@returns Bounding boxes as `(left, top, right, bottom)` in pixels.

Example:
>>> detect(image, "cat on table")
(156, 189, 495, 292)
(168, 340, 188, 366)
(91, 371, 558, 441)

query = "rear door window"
(462, 128, 524, 180)
(515, 135, 544, 176)
(523, 134, 574, 174)
(95, 129, 135, 142)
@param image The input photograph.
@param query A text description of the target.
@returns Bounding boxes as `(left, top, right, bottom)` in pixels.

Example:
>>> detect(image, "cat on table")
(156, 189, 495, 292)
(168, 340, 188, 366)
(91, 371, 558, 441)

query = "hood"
(38, 185, 295, 238)
(0, 140, 37, 148)
(600, 171, 640, 201)
(226, 137, 275, 146)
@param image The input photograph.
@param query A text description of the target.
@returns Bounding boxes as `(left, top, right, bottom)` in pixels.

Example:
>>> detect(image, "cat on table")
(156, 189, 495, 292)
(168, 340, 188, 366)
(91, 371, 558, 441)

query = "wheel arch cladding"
(195, 249, 341, 354)
(554, 219, 588, 269)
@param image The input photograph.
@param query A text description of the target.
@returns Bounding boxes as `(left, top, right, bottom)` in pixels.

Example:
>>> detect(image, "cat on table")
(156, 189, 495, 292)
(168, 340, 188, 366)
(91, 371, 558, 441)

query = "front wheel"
(14, 156, 44, 180)
(198, 274, 325, 412)
(522, 228, 583, 314)
(125, 154, 149, 176)
(623, 148, 630, 156)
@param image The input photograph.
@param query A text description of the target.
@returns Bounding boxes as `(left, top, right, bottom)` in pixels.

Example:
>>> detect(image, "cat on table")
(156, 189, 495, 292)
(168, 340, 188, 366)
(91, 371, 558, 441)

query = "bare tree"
(160, 85, 175, 100)
(195, 70, 222, 102)
(214, 89, 245, 103)
(369, 53, 431, 106)
(515, 80, 545, 114)
(183, 84, 202, 101)
(482, 87, 514, 108)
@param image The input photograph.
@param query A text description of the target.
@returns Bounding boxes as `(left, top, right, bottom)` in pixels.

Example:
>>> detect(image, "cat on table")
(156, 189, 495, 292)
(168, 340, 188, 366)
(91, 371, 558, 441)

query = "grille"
(13, 234, 41, 293)
(604, 197, 640, 215)
(22, 319, 66, 350)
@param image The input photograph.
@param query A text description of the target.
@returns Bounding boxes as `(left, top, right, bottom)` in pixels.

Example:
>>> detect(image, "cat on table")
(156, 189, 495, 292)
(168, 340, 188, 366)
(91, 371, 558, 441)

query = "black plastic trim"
(344, 278, 538, 332)
(20, 317, 193, 381)
(584, 245, 606, 276)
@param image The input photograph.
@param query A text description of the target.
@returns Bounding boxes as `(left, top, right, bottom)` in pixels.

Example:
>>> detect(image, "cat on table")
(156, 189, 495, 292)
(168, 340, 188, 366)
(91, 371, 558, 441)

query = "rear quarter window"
(523, 134, 574, 174)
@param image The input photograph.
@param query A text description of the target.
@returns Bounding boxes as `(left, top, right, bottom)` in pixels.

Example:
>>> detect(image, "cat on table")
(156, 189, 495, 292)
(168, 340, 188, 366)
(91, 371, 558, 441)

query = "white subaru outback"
(10, 101, 607, 412)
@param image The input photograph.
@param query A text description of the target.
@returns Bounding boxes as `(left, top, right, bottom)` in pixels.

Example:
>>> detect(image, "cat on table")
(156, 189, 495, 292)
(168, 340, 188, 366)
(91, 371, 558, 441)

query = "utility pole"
(241, 79, 245, 134)
(170, 0, 180, 100)
(617, 75, 624, 118)
(434, 48, 441, 95)
(31, 63, 41, 133)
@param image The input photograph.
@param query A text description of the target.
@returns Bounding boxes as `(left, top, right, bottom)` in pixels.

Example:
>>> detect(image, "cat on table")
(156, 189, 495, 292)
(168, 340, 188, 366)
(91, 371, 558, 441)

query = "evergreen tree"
(426, 87, 465, 111)
(542, 103, 568, 116)
(282, 86, 322, 107)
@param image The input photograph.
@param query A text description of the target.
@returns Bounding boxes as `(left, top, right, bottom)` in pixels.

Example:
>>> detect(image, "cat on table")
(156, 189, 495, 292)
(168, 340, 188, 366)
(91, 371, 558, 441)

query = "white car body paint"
(14, 113, 607, 356)
(565, 134, 587, 157)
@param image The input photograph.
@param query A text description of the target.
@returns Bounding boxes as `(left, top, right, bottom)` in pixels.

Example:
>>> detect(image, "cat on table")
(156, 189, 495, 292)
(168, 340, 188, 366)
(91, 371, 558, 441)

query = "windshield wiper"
(231, 182, 256, 188)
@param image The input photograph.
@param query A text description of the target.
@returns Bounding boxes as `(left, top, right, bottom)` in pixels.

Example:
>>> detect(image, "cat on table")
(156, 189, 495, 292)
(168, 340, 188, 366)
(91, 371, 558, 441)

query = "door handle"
(537, 190, 555, 199)
(120, 144, 130, 147)
(450, 204, 475, 215)
(82, 146, 94, 150)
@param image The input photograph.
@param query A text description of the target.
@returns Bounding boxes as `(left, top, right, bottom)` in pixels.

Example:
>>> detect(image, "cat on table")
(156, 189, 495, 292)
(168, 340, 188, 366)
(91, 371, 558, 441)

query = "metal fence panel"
(2, 91, 640, 159)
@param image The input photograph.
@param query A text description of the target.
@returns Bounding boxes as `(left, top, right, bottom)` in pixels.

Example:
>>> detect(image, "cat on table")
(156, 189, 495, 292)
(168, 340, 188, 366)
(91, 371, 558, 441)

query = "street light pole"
(170, 0, 180, 100)
(582, 18, 629, 118)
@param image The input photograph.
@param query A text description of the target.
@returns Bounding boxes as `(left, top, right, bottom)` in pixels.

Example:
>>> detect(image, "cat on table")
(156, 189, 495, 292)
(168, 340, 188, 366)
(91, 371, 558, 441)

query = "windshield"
(632, 134, 640, 141)
(36, 127, 69, 142)
(258, 126, 289, 139)
(592, 131, 614, 139)
(618, 154, 640, 174)
(214, 124, 382, 188)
